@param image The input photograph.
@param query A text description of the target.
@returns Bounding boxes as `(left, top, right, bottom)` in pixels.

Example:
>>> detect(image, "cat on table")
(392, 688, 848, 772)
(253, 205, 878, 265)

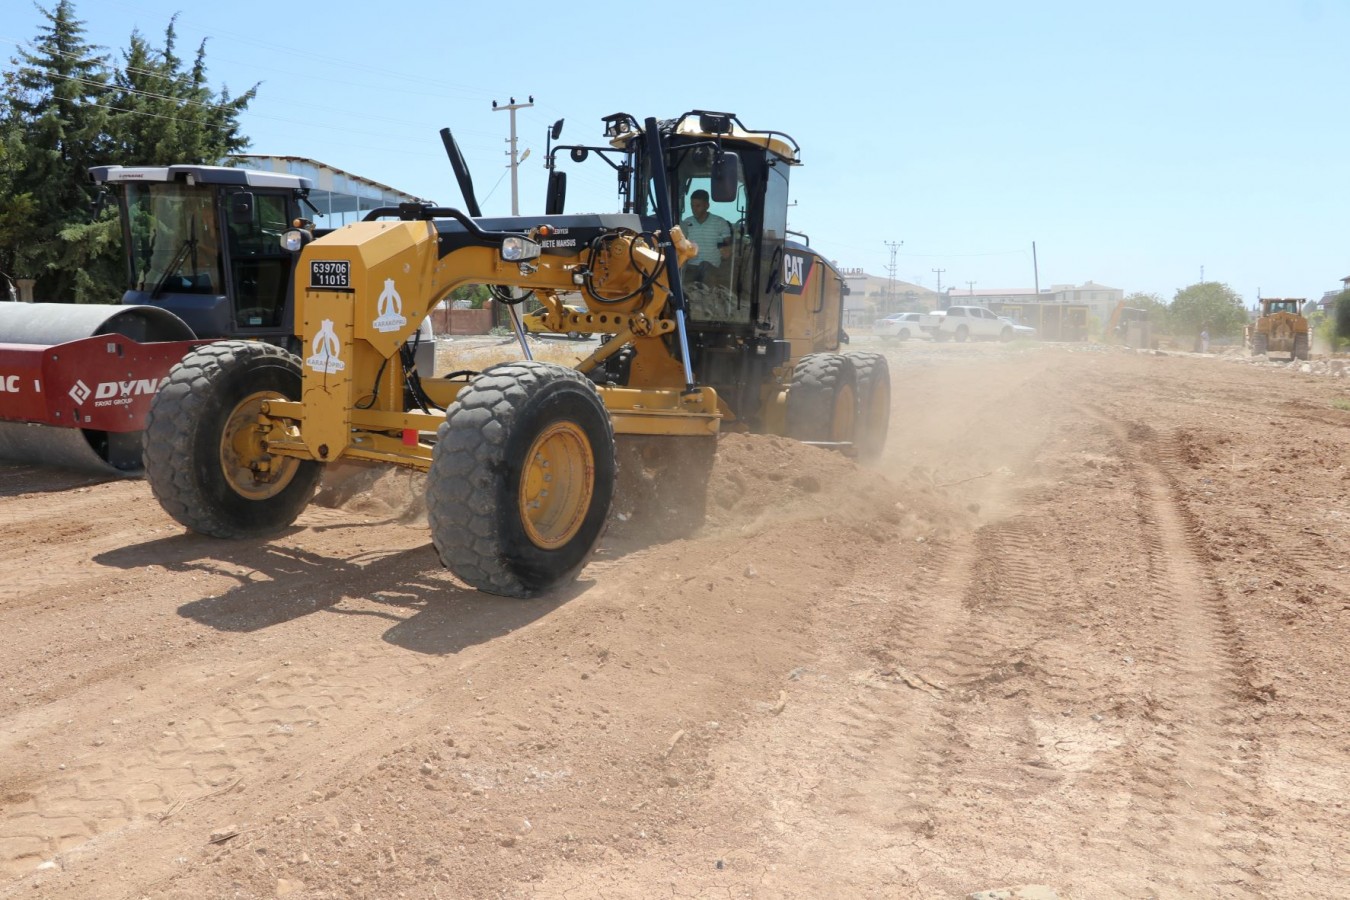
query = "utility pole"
(931, 267, 946, 295)
(966, 280, 977, 295)
(492, 95, 533, 215)
(1031, 241, 1040, 296)
(884, 240, 902, 311)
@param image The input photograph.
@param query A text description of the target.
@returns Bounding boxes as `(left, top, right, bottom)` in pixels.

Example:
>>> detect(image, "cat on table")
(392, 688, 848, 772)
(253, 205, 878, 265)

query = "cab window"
(673, 150, 752, 324)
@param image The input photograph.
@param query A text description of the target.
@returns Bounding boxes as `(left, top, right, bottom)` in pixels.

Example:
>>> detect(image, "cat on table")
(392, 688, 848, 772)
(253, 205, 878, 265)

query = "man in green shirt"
(679, 189, 733, 286)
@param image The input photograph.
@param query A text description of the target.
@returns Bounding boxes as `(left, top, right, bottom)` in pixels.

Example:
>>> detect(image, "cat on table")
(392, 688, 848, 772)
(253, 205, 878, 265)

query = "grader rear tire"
(847, 351, 891, 462)
(786, 353, 858, 445)
(143, 341, 320, 538)
(428, 361, 616, 599)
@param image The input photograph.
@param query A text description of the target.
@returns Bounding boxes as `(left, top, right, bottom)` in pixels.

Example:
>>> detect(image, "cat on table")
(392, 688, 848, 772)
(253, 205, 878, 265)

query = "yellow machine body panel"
(778, 245, 845, 360)
(1251, 298, 1309, 359)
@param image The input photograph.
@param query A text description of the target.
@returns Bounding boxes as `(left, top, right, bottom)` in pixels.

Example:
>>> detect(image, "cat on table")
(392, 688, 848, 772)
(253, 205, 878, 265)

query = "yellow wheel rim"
(830, 383, 857, 443)
(519, 421, 595, 550)
(221, 390, 300, 500)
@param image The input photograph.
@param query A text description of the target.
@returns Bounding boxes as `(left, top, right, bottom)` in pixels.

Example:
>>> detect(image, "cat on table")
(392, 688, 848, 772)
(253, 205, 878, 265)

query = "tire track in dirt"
(0, 639, 440, 881)
(1091, 409, 1270, 896)
(691, 360, 1081, 895)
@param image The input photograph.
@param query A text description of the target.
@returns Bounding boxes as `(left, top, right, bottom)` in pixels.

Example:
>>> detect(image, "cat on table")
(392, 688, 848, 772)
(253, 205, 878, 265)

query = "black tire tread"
(847, 351, 891, 462)
(786, 353, 856, 443)
(427, 361, 616, 599)
(143, 340, 319, 538)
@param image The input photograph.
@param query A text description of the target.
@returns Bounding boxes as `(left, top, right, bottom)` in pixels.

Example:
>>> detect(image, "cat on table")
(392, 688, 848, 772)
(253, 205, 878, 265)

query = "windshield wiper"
(150, 237, 197, 299)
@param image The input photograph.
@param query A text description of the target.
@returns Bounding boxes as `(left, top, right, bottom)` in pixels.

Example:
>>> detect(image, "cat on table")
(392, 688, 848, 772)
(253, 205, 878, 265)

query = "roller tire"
(847, 351, 891, 462)
(955, 325, 970, 343)
(786, 353, 858, 444)
(143, 340, 320, 538)
(428, 361, 616, 599)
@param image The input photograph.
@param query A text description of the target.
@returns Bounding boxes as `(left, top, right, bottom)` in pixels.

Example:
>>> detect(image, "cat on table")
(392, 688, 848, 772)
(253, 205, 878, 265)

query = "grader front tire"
(428, 362, 616, 599)
(143, 341, 320, 538)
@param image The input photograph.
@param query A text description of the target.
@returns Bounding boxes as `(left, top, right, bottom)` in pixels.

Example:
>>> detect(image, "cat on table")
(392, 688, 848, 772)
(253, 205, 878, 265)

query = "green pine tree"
(107, 16, 257, 165)
(0, 3, 259, 303)
(0, 0, 114, 302)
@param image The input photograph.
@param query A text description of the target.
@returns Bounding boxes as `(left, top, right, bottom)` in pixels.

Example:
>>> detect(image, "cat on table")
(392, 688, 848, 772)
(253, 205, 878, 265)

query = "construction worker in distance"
(679, 188, 733, 286)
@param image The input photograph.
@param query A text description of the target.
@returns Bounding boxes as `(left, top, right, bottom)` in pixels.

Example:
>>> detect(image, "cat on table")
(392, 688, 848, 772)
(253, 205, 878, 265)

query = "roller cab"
(0, 166, 316, 475)
(90, 164, 314, 344)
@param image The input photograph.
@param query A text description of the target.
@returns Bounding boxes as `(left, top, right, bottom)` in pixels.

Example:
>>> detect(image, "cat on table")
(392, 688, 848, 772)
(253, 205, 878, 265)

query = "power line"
(9, 2, 498, 100)
(10, 55, 492, 142)
(13, 68, 454, 152)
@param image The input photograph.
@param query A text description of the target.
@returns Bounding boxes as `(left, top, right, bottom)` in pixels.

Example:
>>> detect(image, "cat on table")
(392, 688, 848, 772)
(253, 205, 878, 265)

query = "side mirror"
(545, 170, 568, 215)
(711, 153, 740, 203)
(230, 192, 255, 225)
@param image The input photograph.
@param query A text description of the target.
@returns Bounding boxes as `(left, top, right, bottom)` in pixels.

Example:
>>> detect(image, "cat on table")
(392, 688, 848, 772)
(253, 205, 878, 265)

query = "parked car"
(873, 310, 943, 341)
(998, 316, 1037, 339)
(933, 305, 1022, 342)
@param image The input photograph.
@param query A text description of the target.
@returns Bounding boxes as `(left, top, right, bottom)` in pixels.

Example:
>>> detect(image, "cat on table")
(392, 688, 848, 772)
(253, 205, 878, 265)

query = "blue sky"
(5, 0, 1347, 304)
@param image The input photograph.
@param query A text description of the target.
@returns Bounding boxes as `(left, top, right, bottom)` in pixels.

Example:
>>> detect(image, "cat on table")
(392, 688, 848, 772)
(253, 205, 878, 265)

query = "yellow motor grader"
(125, 110, 889, 598)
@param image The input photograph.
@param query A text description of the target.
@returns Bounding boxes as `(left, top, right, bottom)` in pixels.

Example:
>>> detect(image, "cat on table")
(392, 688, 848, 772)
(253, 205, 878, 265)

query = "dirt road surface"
(1, 341, 1346, 899)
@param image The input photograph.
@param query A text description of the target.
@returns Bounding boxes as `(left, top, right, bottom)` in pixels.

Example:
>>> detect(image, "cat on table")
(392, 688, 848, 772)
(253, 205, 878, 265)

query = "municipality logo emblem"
(68, 379, 91, 405)
(373, 278, 407, 333)
(306, 319, 346, 375)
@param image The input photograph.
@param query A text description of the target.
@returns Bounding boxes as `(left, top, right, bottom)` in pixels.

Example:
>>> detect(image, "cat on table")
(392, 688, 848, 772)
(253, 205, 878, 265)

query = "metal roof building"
(230, 155, 428, 227)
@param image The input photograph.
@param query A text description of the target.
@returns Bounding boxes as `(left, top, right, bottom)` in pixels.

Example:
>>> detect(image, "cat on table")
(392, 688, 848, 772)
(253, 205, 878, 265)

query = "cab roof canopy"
(607, 110, 801, 165)
(89, 164, 311, 191)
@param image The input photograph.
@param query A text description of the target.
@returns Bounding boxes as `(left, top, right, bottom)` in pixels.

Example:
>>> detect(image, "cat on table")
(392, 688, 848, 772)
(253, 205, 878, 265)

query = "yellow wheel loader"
(1249, 297, 1309, 360)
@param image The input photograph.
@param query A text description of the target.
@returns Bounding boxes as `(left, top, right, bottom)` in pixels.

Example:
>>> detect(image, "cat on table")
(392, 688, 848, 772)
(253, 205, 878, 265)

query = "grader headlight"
(501, 236, 541, 262)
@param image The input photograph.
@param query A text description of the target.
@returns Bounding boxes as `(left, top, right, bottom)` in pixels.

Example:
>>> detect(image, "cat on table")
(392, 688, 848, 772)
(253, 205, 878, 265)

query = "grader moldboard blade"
(0, 302, 200, 476)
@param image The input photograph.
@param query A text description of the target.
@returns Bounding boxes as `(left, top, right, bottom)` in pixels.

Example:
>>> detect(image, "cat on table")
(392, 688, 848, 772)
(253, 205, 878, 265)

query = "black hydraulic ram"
(641, 117, 697, 393)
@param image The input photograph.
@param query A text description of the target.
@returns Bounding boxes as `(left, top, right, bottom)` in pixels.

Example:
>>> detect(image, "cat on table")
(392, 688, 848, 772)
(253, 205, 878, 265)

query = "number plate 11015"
(310, 260, 351, 290)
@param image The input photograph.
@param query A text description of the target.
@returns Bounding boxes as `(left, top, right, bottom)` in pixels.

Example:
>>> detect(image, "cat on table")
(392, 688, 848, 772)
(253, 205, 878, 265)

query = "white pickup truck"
(933, 305, 1019, 342)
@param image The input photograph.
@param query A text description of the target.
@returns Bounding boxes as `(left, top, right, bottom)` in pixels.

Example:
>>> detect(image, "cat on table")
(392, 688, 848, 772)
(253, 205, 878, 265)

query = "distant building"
(931, 281, 1123, 340)
(230, 154, 427, 228)
(836, 266, 942, 326)
(1319, 275, 1350, 313)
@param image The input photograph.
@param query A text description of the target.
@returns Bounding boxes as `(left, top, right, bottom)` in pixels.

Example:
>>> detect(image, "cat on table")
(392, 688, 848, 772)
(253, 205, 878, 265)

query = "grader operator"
(138, 111, 890, 598)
